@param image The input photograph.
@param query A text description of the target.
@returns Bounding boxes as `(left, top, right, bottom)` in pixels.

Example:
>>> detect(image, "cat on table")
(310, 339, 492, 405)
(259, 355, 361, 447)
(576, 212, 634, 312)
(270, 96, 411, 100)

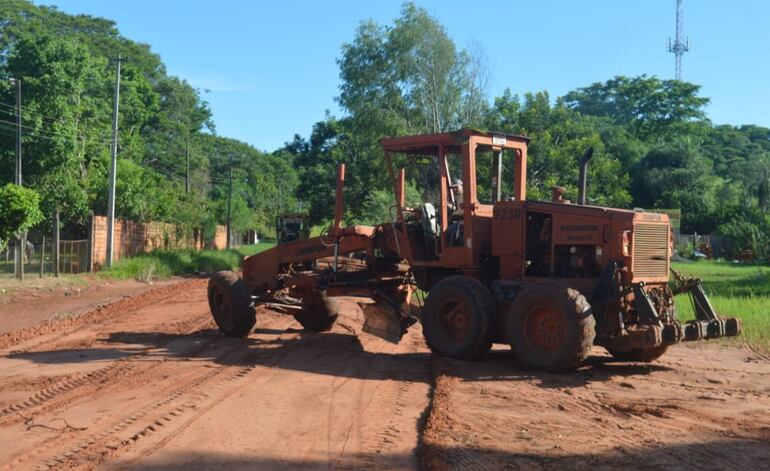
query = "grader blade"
(362, 302, 404, 344)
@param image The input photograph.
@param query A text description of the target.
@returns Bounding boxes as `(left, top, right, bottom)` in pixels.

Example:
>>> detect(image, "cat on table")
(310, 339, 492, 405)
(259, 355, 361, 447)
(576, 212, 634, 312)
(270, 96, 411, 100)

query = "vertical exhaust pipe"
(333, 164, 345, 237)
(578, 147, 593, 205)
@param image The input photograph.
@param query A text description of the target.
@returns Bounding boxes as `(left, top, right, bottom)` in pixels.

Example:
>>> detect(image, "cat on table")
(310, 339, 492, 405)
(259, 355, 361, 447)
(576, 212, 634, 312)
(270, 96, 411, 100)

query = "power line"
(0, 123, 104, 146)
(0, 101, 70, 126)
(0, 104, 114, 140)
(0, 120, 113, 146)
(0, 110, 113, 140)
(151, 166, 187, 182)
(0, 102, 114, 142)
(153, 160, 193, 178)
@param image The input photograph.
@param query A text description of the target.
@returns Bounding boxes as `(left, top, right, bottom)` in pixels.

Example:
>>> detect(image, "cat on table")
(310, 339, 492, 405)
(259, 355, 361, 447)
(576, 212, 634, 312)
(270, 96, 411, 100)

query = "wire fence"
(0, 239, 89, 278)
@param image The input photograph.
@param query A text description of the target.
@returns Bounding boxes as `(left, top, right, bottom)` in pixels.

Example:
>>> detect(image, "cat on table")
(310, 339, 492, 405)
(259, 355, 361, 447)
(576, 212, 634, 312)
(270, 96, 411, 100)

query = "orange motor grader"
(207, 128, 740, 371)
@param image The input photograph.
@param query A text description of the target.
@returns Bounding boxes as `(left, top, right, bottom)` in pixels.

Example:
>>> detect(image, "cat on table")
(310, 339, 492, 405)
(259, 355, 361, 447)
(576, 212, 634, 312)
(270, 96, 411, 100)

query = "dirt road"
(422, 346, 770, 470)
(0, 278, 176, 334)
(0, 279, 768, 470)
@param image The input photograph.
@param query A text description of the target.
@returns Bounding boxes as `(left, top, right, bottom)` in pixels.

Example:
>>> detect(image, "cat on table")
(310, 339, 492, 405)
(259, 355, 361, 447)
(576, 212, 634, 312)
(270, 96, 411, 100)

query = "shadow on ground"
(110, 436, 770, 471)
(7, 325, 672, 387)
(420, 438, 770, 471)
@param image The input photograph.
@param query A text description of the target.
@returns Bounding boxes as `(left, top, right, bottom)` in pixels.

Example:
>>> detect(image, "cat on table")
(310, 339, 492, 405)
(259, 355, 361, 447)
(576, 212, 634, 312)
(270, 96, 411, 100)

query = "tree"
(631, 142, 724, 233)
(485, 90, 632, 207)
(338, 2, 487, 135)
(562, 75, 710, 141)
(284, 118, 344, 226)
(324, 3, 492, 224)
(0, 1, 218, 237)
(0, 183, 43, 248)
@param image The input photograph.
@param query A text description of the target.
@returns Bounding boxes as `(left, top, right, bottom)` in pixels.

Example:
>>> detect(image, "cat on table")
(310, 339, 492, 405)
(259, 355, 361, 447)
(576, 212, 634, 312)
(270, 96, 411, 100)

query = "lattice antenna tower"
(668, 0, 689, 80)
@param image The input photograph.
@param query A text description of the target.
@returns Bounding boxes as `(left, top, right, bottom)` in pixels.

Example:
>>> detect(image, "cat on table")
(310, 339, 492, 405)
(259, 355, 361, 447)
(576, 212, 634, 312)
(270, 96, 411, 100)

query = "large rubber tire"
(294, 290, 339, 332)
(607, 345, 668, 363)
(508, 283, 595, 371)
(208, 271, 256, 337)
(421, 276, 494, 360)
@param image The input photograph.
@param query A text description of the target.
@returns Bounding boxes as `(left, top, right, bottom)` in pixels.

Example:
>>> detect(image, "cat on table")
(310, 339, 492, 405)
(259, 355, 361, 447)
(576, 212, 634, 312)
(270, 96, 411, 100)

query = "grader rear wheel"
(208, 271, 256, 337)
(508, 282, 595, 371)
(294, 290, 339, 332)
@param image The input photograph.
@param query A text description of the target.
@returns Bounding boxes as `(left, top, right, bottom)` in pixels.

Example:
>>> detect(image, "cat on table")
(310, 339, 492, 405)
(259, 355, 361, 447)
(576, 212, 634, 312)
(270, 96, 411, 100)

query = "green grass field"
(100, 242, 275, 281)
(672, 261, 770, 351)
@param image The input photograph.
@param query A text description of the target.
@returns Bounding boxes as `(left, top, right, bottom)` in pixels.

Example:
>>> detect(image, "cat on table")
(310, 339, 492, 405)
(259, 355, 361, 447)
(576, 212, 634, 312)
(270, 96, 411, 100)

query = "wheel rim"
(212, 289, 234, 331)
(438, 300, 470, 342)
(524, 305, 565, 352)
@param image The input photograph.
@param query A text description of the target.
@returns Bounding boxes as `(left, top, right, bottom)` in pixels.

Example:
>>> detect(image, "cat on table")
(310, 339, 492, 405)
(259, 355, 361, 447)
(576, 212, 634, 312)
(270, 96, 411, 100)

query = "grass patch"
(100, 242, 275, 281)
(672, 261, 770, 351)
(0, 273, 87, 298)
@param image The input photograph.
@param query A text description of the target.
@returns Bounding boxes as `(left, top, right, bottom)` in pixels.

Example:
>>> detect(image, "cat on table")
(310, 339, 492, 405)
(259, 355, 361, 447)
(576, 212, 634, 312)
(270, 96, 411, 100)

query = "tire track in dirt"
(565, 386, 768, 471)
(2, 284, 433, 471)
(101, 303, 431, 471)
(0, 279, 205, 353)
(0, 312, 215, 427)
(4, 315, 302, 471)
(342, 330, 429, 470)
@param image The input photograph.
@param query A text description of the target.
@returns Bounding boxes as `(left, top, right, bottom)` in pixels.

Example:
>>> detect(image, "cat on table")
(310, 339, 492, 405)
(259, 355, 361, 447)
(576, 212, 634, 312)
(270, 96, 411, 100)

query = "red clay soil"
(0, 280, 431, 470)
(0, 279, 767, 470)
(0, 277, 177, 334)
(419, 344, 770, 471)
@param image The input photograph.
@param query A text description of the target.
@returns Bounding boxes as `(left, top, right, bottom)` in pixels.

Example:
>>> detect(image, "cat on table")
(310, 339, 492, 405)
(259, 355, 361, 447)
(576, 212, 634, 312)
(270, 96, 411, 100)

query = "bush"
(719, 215, 770, 261)
(0, 184, 44, 249)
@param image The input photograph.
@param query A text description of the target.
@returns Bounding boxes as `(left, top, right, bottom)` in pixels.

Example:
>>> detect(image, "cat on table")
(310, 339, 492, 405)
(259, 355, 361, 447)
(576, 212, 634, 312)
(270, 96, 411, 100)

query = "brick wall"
(91, 216, 228, 271)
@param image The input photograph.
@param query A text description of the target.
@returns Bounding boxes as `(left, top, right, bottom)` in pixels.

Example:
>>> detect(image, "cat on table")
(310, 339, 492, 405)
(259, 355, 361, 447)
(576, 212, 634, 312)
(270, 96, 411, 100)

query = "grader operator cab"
(207, 129, 740, 371)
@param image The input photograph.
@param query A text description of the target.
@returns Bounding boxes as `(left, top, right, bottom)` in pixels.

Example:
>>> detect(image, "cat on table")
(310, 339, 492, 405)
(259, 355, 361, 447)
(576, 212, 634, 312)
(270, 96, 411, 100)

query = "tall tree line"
(0, 0, 297, 240)
(284, 3, 770, 258)
(2, 1, 768, 258)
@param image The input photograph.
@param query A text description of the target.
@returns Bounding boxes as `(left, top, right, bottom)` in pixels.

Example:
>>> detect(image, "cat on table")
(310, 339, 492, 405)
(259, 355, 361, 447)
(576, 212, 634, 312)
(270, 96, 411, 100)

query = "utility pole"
(226, 165, 233, 249)
(106, 55, 121, 267)
(185, 134, 190, 193)
(52, 210, 60, 277)
(11, 78, 23, 280)
(667, 0, 689, 81)
(13, 78, 21, 186)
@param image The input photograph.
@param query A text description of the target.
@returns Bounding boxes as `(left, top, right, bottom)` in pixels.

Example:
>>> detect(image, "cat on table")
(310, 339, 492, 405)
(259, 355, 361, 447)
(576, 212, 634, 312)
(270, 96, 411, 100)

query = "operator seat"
(421, 203, 439, 237)
(421, 203, 439, 259)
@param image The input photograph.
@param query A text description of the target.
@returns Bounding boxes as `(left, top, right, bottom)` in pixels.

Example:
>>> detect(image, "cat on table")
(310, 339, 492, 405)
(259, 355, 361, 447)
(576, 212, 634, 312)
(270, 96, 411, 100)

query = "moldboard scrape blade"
(361, 302, 404, 344)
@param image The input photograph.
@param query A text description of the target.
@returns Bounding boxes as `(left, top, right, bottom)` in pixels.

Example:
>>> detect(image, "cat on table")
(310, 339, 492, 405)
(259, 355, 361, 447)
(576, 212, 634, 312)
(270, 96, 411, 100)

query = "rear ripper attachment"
(595, 263, 741, 361)
(671, 269, 742, 341)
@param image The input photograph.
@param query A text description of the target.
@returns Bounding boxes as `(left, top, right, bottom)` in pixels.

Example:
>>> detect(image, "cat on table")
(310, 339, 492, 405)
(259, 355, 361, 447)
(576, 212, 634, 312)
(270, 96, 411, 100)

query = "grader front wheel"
(293, 290, 339, 332)
(208, 271, 256, 337)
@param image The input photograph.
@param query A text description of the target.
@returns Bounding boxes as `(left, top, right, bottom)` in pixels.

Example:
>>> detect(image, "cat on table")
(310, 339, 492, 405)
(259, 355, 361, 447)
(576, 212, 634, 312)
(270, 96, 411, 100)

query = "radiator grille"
(632, 223, 669, 278)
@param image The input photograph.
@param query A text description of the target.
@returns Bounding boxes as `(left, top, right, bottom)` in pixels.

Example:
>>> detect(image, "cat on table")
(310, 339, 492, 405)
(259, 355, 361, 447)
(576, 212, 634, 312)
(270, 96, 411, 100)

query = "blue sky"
(38, 0, 770, 152)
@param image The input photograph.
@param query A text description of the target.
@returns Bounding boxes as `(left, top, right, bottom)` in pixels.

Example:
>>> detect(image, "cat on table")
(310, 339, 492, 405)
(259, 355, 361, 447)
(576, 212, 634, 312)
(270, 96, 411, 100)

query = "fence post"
(39, 236, 45, 278)
(53, 210, 60, 277)
(87, 213, 94, 272)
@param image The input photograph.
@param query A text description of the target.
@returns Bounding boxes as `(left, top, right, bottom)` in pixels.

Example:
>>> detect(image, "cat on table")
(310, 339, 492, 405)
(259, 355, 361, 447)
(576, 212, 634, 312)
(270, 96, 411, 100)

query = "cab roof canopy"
(379, 128, 529, 155)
